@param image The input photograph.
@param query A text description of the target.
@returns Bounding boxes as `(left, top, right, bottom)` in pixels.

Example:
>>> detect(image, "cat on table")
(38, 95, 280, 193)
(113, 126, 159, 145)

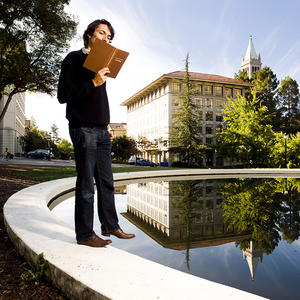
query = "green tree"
(277, 76, 300, 135)
(222, 178, 281, 254)
(56, 138, 74, 160)
(271, 132, 300, 168)
(169, 54, 204, 167)
(136, 136, 152, 157)
(50, 123, 61, 144)
(276, 178, 300, 244)
(111, 135, 136, 162)
(251, 66, 280, 130)
(21, 127, 48, 152)
(0, 0, 77, 121)
(216, 91, 276, 167)
(234, 69, 251, 83)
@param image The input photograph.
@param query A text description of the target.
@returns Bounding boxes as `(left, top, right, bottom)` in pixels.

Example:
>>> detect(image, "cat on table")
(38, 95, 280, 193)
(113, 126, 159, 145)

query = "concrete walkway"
(4, 169, 299, 299)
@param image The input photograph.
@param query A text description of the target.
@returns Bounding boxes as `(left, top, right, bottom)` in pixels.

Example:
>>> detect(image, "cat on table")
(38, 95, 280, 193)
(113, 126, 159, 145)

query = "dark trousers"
(69, 126, 119, 241)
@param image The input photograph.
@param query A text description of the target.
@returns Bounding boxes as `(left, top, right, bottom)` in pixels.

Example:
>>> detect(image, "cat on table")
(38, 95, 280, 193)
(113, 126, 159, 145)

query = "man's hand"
(92, 67, 110, 87)
(108, 130, 114, 140)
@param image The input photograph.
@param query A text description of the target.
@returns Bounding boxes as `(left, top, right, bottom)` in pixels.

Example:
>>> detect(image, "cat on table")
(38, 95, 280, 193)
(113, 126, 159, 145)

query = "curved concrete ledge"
(4, 169, 299, 299)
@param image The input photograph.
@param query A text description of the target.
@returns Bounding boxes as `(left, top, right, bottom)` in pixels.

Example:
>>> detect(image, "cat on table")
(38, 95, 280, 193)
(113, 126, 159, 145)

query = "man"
(57, 19, 135, 247)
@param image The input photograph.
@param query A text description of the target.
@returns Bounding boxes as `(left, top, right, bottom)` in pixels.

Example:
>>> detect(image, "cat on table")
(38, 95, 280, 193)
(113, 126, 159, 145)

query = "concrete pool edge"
(4, 169, 299, 299)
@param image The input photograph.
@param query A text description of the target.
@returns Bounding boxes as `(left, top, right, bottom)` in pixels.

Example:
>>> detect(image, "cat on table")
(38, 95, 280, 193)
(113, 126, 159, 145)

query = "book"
(83, 38, 129, 78)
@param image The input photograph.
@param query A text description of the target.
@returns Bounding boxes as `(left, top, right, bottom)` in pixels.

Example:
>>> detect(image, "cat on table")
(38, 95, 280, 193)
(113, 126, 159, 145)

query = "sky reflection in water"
(52, 177, 300, 300)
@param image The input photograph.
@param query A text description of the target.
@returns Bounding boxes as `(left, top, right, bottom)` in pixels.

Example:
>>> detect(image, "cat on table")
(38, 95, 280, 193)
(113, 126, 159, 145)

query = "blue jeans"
(69, 126, 119, 241)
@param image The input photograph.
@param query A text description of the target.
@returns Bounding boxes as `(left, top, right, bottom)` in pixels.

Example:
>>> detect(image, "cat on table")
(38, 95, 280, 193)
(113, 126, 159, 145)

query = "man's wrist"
(92, 77, 104, 87)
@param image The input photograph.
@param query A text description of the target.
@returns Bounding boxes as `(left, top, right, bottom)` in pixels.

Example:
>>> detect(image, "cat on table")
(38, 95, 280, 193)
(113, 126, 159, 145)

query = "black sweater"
(57, 49, 110, 127)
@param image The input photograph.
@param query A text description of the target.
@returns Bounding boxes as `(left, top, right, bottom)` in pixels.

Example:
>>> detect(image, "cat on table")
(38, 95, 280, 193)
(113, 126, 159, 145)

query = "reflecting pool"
(51, 177, 300, 300)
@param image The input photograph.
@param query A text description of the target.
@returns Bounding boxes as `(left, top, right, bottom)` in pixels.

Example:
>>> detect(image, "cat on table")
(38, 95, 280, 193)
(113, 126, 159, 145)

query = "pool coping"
(4, 168, 299, 299)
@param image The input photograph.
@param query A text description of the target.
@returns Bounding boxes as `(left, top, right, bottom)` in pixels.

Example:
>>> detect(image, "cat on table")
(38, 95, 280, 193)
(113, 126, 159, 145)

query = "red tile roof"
(108, 123, 127, 129)
(121, 70, 251, 106)
(164, 71, 251, 86)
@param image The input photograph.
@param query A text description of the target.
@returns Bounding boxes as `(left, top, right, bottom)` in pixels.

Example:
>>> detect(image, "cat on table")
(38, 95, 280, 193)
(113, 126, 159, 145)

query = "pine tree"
(277, 76, 300, 135)
(169, 54, 204, 167)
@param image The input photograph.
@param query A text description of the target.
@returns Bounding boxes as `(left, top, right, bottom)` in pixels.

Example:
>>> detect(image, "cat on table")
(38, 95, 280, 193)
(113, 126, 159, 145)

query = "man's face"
(88, 24, 111, 49)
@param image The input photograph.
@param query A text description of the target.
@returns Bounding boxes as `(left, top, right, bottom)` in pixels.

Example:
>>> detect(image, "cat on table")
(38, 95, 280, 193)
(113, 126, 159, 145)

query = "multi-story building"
(121, 72, 251, 166)
(108, 122, 127, 138)
(0, 93, 26, 155)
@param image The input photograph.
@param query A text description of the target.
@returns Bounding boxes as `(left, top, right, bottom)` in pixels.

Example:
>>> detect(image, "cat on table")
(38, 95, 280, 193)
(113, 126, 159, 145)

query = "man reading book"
(57, 19, 135, 247)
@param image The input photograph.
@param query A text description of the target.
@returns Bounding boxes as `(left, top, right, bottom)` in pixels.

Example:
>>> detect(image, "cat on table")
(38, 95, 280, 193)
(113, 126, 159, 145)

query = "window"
(224, 88, 232, 97)
(206, 137, 212, 144)
(203, 85, 212, 95)
(171, 82, 181, 93)
(216, 112, 223, 122)
(196, 110, 203, 120)
(205, 111, 213, 121)
(206, 98, 213, 109)
(216, 99, 223, 109)
(214, 86, 222, 96)
(216, 124, 223, 132)
(193, 84, 202, 95)
(206, 126, 212, 134)
(233, 88, 242, 98)
(194, 97, 203, 107)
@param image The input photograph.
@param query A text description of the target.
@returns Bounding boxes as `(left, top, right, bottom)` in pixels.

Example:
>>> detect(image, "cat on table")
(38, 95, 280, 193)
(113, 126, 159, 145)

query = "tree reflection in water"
(222, 178, 300, 254)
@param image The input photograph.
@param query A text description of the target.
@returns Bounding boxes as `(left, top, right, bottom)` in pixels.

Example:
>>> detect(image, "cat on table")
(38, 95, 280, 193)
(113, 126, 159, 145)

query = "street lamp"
(284, 135, 287, 168)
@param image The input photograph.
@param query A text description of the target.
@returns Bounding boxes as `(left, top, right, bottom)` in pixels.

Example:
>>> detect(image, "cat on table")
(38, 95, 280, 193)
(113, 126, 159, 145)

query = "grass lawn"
(14, 166, 177, 181)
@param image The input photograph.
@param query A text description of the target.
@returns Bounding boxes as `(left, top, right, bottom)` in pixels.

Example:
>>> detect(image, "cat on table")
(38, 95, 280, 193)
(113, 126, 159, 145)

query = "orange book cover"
(83, 38, 129, 78)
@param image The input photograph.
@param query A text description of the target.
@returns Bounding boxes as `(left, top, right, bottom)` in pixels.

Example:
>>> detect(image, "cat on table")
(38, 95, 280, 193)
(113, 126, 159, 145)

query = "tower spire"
(241, 35, 262, 78)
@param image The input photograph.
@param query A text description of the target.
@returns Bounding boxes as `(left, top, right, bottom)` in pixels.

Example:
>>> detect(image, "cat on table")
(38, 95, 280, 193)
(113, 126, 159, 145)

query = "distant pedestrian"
(3, 148, 12, 160)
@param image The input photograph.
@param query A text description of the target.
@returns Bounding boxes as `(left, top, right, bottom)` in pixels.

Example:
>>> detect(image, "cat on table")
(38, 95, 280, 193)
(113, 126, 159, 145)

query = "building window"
(203, 85, 212, 95)
(196, 110, 203, 120)
(171, 82, 181, 93)
(205, 111, 213, 121)
(193, 84, 202, 95)
(216, 124, 222, 132)
(224, 88, 232, 97)
(233, 88, 242, 98)
(194, 97, 203, 107)
(206, 137, 212, 144)
(216, 99, 223, 109)
(214, 86, 222, 96)
(206, 126, 212, 134)
(206, 98, 213, 109)
(216, 112, 223, 122)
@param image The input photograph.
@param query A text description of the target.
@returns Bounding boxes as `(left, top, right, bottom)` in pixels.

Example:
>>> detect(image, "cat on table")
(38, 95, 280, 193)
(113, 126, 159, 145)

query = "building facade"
(121, 71, 250, 166)
(108, 122, 127, 138)
(0, 93, 26, 155)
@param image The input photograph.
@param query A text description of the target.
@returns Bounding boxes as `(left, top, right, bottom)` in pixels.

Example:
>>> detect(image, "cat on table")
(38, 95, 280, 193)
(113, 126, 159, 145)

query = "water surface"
(52, 177, 300, 300)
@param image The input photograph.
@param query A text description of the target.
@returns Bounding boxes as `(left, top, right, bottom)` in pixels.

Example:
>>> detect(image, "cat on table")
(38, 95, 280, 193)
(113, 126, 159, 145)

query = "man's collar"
(82, 48, 90, 54)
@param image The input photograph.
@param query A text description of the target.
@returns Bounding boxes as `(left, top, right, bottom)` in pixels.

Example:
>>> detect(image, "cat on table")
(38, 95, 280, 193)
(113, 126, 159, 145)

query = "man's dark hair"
(83, 19, 115, 48)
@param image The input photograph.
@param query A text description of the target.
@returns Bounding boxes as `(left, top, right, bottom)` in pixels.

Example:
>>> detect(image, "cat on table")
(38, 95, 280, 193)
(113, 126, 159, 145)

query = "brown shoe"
(77, 234, 112, 247)
(102, 228, 135, 239)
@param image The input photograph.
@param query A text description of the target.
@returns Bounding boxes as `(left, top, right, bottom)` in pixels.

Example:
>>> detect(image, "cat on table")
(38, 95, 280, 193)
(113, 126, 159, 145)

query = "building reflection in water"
(121, 180, 252, 271)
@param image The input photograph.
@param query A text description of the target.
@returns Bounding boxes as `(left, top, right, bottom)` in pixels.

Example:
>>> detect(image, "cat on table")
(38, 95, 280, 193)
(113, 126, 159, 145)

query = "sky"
(25, 0, 300, 141)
